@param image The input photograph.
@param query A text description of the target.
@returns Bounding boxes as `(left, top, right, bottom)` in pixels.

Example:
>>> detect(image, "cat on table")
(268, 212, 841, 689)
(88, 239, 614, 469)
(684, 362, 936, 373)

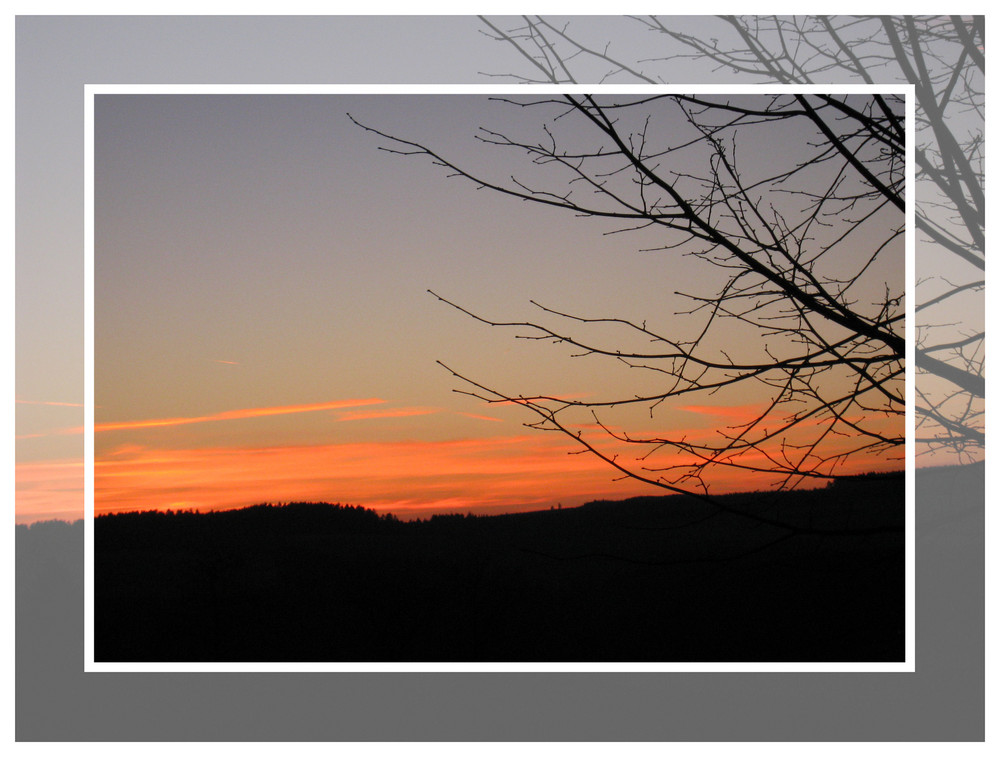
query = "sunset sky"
(17, 92, 906, 523)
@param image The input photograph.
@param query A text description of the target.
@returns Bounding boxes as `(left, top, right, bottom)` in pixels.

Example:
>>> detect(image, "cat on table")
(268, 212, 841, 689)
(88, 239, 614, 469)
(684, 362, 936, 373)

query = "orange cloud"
(336, 407, 439, 422)
(92, 398, 385, 433)
(677, 403, 771, 421)
(457, 412, 504, 423)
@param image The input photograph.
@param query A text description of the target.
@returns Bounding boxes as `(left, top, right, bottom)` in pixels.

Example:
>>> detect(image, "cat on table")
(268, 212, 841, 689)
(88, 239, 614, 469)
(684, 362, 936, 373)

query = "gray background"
(15, 16, 984, 740)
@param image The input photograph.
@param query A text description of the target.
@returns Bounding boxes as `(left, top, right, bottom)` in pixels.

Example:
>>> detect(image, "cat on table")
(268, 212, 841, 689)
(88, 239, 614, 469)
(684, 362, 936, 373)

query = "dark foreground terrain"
(94, 474, 905, 662)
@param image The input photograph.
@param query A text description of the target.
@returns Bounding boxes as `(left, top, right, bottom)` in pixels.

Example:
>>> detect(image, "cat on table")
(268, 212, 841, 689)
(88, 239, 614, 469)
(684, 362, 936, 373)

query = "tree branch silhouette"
(353, 92, 908, 496)
(474, 15, 984, 461)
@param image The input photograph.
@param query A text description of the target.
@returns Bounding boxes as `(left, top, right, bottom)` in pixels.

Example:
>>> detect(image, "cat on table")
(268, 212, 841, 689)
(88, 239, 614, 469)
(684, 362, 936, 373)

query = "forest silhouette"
(90, 469, 918, 662)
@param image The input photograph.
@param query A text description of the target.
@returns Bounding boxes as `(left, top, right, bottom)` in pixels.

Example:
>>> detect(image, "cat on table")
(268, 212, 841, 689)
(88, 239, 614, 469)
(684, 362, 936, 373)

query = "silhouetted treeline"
(95, 474, 910, 663)
(96, 502, 399, 550)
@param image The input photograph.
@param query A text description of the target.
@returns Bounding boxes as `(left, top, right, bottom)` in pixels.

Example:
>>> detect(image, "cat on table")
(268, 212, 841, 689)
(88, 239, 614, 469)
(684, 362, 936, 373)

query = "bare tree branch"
(469, 14, 984, 462)
(354, 92, 909, 498)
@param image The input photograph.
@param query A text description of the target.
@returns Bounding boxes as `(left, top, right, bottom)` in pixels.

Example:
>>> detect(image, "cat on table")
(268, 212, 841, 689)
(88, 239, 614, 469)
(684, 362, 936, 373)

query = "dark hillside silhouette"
(94, 473, 907, 662)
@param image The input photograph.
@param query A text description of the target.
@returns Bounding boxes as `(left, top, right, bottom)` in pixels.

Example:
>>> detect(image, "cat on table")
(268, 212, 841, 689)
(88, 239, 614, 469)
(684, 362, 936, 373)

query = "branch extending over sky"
(472, 14, 984, 464)
(355, 91, 908, 495)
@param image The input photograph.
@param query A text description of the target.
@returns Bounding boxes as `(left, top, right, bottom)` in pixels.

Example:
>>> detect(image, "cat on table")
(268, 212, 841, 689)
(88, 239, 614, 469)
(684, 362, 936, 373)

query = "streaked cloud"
(336, 406, 439, 422)
(457, 412, 503, 423)
(677, 403, 770, 419)
(93, 398, 385, 433)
